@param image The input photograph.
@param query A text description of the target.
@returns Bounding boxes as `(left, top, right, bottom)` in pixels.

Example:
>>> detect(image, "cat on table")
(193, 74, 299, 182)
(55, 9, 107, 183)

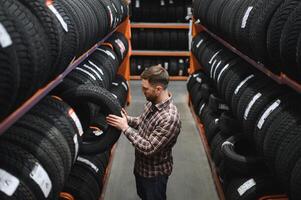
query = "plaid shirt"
(123, 95, 181, 178)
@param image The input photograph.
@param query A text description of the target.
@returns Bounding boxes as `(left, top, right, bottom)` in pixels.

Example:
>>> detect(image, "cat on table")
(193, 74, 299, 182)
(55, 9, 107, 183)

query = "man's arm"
(127, 116, 140, 129)
(123, 117, 180, 156)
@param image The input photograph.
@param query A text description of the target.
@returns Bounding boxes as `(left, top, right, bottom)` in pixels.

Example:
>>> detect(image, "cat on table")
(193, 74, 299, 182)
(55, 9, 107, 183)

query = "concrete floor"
(103, 81, 219, 200)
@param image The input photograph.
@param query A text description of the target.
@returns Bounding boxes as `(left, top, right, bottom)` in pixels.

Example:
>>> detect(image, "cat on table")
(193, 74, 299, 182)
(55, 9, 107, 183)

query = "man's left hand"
(106, 112, 129, 132)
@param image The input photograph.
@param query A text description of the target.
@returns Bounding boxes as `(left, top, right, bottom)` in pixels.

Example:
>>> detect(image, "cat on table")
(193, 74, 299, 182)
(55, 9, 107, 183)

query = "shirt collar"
(153, 93, 172, 111)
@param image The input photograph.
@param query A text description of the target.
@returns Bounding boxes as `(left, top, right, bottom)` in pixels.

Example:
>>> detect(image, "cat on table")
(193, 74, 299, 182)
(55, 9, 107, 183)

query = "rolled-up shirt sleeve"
(123, 117, 180, 156)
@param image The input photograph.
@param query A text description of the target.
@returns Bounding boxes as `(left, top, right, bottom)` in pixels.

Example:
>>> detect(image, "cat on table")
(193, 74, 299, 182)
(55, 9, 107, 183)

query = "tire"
(221, 136, 265, 176)
(225, 175, 282, 200)
(1, 0, 51, 105)
(274, 123, 301, 188)
(60, 85, 122, 154)
(0, 140, 52, 200)
(253, 93, 296, 155)
(266, 0, 300, 70)
(2, 126, 65, 199)
(219, 111, 240, 137)
(249, 0, 284, 64)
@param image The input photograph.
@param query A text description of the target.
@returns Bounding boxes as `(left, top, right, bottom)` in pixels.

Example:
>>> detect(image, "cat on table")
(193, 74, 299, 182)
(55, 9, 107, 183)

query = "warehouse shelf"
(130, 76, 188, 81)
(0, 18, 131, 135)
(99, 144, 117, 200)
(194, 23, 301, 93)
(188, 98, 225, 200)
(189, 97, 288, 200)
(131, 50, 190, 57)
(131, 22, 190, 29)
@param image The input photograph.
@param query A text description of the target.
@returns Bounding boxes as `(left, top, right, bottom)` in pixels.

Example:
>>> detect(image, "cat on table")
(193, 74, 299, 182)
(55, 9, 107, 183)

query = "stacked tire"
(131, 57, 189, 76)
(0, 0, 129, 121)
(0, 28, 129, 200)
(189, 32, 301, 199)
(131, 29, 189, 51)
(130, 0, 191, 22)
(193, 0, 301, 82)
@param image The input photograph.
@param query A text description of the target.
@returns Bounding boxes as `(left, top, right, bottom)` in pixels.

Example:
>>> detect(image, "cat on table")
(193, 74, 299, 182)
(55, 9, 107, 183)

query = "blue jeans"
(135, 174, 169, 200)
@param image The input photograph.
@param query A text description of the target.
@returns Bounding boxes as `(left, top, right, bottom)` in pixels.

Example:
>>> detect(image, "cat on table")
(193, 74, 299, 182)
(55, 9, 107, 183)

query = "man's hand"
(106, 112, 129, 132)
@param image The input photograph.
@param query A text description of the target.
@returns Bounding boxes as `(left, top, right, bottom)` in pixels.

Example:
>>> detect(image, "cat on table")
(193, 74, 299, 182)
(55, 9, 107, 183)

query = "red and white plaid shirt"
(123, 95, 181, 178)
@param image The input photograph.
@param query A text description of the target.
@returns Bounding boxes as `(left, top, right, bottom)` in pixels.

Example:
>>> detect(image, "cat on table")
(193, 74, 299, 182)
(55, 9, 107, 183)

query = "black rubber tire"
(249, 0, 284, 63)
(221, 136, 265, 176)
(2, 125, 65, 199)
(2, 0, 51, 105)
(266, 0, 300, 70)
(60, 85, 122, 154)
(0, 140, 52, 200)
(253, 93, 297, 155)
(242, 85, 288, 141)
(225, 175, 282, 200)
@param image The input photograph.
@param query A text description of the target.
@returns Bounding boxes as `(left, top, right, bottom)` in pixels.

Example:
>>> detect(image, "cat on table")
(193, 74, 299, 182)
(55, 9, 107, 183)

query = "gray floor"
(103, 81, 219, 200)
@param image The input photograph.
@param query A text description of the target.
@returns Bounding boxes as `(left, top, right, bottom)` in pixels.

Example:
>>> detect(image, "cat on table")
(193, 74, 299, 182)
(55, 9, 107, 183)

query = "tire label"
(217, 63, 230, 84)
(257, 99, 281, 129)
(198, 103, 206, 116)
(97, 48, 116, 60)
(115, 39, 126, 58)
(122, 82, 128, 91)
(241, 7, 253, 29)
(164, 62, 169, 70)
(160, 0, 165, 6)
(209, 50, 221, 64)
(30, 163, 52, 198)
(107, 6, 114, 28)
(234, 74, 254, 95)
(222, 141, 234, 148)
(76, 67, 96, 81)
(83, 64, 102, 81)
(48, 5, 68, 32)
(112, 93, 118, 99)
(135, 0, 140, 8)
(73, 134, 79, 161)
(0, 23, 12, 48)
(77, 157, 99, 173)
(196, 77, 202, 84)
(69, 109, 84, 136)
(0, 169, 19, 196)
(196, 39, 204, 48)
(219, 104, 229, 111)
(244, 93, 262, 120)
(237, 179, 256, 196)
(210, 60, 217, 78)
(212, 61, 222, 79)
(179, 69, 183, 76)
(88, 60, 104, 75)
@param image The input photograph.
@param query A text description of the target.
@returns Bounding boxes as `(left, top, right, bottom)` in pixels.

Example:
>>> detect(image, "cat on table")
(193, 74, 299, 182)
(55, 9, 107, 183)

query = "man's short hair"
(141, 64, 169, 89)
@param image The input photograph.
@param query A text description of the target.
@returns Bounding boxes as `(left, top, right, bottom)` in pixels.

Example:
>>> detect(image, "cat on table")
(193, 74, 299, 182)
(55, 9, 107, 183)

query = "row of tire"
(130, 57, 189, 76)
(0, 31, 130, 200)
(130, 0, 191, 22)
(0, 0, 128, 121)
(190, 32, 301, 199)
(193, 0, 301, 82)
(131, 29, 189, 51)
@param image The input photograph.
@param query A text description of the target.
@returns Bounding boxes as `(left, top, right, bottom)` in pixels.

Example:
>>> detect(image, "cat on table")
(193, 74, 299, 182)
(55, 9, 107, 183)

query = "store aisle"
(103, 81, 219, 200)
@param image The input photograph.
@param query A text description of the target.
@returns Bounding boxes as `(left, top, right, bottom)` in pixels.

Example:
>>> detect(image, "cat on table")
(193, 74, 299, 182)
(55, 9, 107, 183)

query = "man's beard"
(146, 94, 158, 103)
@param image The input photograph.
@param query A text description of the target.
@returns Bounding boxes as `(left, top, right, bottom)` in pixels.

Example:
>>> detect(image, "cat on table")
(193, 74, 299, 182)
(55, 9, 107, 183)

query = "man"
(106, 65, 181, 200)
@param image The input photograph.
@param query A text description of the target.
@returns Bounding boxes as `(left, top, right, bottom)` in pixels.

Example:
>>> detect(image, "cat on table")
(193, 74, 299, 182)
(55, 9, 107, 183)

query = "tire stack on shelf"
(0, 0, 129, 121)
(130, 0, 191, 77)
(189, 27, 301, 199)
(130, 0, 191, 22)
(193, 0, 301, 83)
(0, 0, 130, 199)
